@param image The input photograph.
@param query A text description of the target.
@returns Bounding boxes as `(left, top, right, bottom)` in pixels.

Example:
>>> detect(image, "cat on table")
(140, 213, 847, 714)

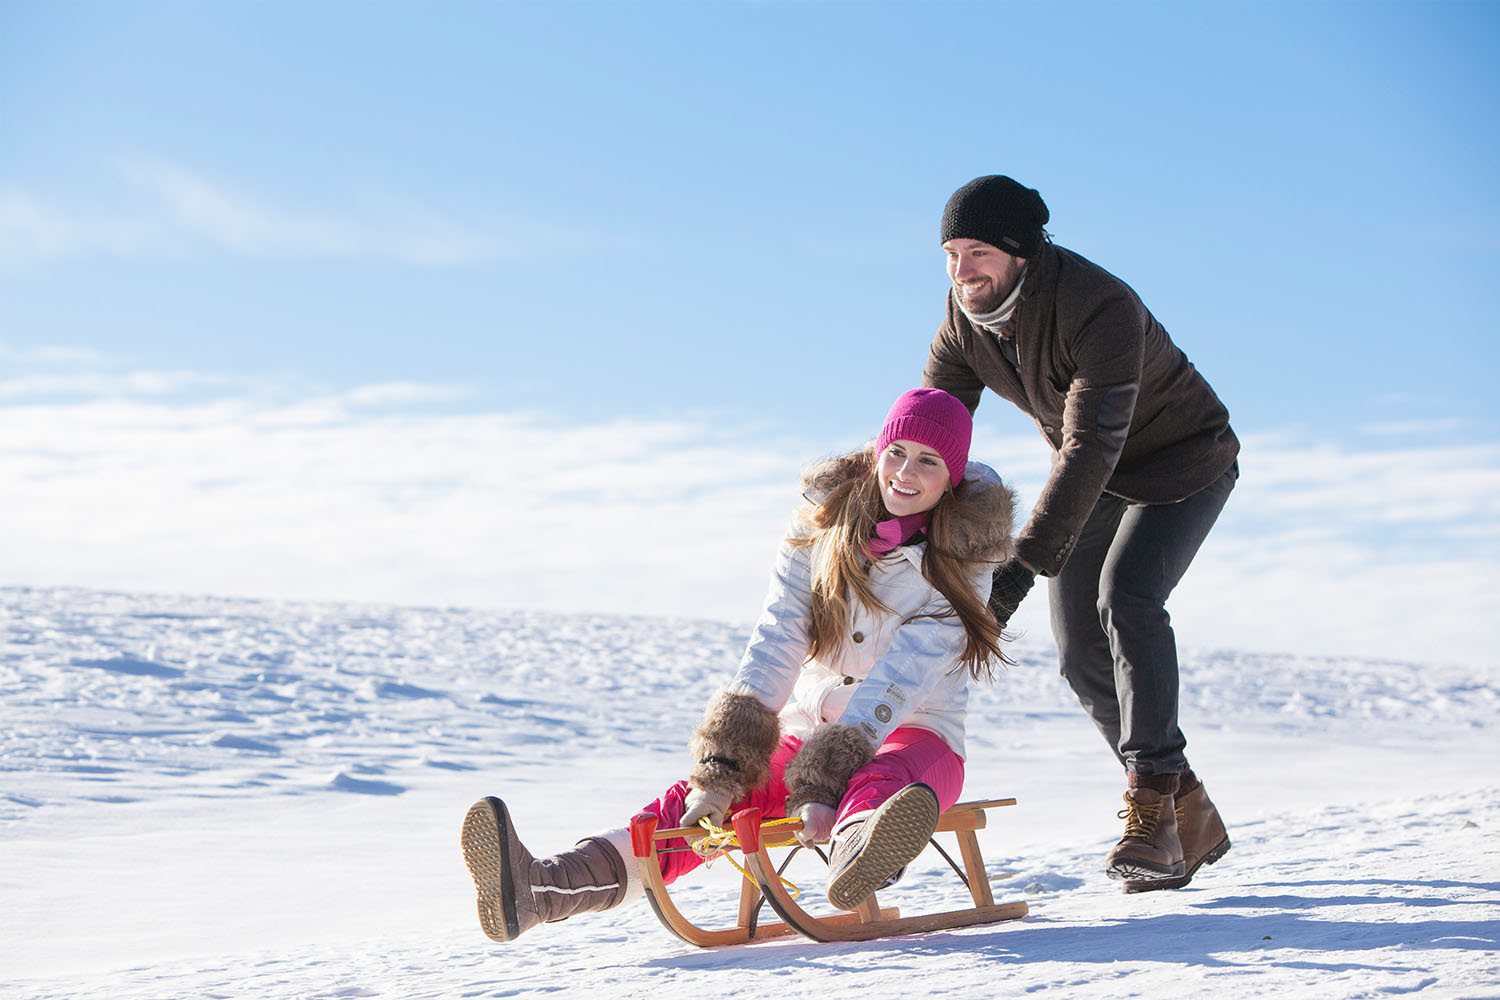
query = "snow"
(1, 585, 1496, 999)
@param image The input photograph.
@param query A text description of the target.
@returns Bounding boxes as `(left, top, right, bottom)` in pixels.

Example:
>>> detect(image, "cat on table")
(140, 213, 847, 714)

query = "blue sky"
(2, 1, 1497, 667)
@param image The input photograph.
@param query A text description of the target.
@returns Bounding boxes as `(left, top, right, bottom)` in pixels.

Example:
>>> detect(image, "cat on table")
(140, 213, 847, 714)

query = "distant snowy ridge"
(3, 584, 1495, 827)
(1, 586, 743, 825)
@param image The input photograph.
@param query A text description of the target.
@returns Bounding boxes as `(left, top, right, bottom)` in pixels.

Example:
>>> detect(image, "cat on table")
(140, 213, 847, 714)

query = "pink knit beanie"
(875, 388, 973, 487)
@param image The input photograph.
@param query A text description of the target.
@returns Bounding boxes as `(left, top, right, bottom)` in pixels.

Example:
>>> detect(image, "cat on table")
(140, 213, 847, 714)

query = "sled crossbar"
(628, 797, 1028, 946)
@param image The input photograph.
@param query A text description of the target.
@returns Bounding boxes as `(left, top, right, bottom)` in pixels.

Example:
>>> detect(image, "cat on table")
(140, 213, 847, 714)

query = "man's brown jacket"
(924, 242, 1239, 577)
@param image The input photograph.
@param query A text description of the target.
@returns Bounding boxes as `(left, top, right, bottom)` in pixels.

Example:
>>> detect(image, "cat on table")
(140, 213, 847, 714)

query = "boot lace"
(1116, 794, 1163, 842)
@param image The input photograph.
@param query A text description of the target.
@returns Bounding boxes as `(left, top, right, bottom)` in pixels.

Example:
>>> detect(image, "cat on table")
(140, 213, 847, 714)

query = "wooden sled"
(628, 797, 1029, 946)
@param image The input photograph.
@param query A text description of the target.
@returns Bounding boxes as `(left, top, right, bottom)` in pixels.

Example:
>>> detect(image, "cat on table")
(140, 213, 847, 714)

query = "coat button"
(852, 631, 864, 643)
(843, 676, 856, 685)
(1044, 425, 1055, 435)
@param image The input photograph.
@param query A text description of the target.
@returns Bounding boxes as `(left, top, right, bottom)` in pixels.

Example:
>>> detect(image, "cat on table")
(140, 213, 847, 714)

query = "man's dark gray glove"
(989, 558, 1036, 631)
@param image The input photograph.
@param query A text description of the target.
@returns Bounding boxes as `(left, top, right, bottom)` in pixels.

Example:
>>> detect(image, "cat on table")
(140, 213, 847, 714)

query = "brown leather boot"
(1104, 787, 1186, 882)
(461, 797, 629, 942)
(1124, 781, 1231, 893)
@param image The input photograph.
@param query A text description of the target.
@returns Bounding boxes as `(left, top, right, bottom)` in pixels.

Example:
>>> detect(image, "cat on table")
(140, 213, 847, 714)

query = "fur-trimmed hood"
(797, 445, 1017, 564)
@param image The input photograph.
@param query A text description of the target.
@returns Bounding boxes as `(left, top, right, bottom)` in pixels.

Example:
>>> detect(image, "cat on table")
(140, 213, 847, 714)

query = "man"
(922, 175, 1240, 892)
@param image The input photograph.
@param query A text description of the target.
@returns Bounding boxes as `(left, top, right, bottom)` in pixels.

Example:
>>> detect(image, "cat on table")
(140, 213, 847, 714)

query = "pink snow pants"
(636, 726, 964, 884)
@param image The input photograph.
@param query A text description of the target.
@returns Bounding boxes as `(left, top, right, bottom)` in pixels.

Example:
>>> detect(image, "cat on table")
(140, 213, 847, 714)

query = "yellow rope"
(691, 817, 805, 898)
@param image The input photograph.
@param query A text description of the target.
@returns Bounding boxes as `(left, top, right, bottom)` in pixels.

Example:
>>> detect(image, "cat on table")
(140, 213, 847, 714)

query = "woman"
(461, 388, 1016, 942)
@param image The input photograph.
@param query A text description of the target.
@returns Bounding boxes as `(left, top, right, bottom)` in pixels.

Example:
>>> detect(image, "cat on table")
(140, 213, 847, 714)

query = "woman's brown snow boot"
(825, 783, 940, 911)
(461, 797, 631, 942)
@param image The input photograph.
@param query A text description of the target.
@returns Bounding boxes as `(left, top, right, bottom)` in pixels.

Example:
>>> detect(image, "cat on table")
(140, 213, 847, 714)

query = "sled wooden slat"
(647, 798, 1014, 846)
(958, 827, 995, 907)
(735, 873, 760, 929)
(628, 797, 1026, 947)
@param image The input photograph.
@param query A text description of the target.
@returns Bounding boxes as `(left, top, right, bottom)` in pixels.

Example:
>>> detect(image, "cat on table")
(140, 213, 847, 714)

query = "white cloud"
(333, 382, 477, 409)
(0, 369, 231, 400)
(0, 343, 113, 365)
(0, 159, 501, 265)
(1360, 417, 1469, 436)
(0, 388, 809, 631)
(1230, 433, 1500, 531)
(0, 190, 84, 258)
(0, 188, 171, 259)
(0, 367, 1496, 669)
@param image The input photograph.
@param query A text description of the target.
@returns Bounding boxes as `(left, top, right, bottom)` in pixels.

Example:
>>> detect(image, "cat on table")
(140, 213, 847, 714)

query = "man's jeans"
(1048, 463, 1238, 776)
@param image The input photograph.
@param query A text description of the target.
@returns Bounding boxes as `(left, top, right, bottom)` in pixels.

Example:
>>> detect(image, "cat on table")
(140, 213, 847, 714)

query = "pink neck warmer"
(866, 512, 930, 556)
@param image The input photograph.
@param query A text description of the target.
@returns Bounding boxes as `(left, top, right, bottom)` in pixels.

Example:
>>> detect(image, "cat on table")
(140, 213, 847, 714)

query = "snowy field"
(1, 585, 1497, 999)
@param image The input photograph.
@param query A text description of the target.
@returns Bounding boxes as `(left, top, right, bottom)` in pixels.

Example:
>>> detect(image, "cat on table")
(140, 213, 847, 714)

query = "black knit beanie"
(940, 175, 1050, 258)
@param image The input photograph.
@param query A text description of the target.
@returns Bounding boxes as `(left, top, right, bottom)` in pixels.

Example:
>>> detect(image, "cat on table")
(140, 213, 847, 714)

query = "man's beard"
(957, 280, 1003, 313)
(954, 263, 1028, 330)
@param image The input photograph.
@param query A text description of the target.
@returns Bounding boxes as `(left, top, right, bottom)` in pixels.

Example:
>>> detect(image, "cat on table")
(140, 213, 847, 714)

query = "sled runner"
(628, 797, 1029, 945)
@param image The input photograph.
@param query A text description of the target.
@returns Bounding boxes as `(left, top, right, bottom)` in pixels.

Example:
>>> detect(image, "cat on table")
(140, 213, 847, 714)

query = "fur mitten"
(784, 723, 876, 814)
(687, 691, 781, 802)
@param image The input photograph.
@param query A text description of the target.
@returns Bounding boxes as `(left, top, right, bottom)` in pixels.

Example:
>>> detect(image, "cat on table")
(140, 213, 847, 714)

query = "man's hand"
(989, 558, 1037, 631)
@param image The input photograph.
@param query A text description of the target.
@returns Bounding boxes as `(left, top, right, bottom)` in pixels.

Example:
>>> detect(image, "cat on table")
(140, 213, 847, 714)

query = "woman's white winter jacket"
(726, 449, 1016, 759)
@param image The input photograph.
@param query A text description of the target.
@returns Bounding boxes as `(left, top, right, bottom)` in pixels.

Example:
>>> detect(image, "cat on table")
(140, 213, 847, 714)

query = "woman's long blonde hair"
(790, 451, 1004, 681)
